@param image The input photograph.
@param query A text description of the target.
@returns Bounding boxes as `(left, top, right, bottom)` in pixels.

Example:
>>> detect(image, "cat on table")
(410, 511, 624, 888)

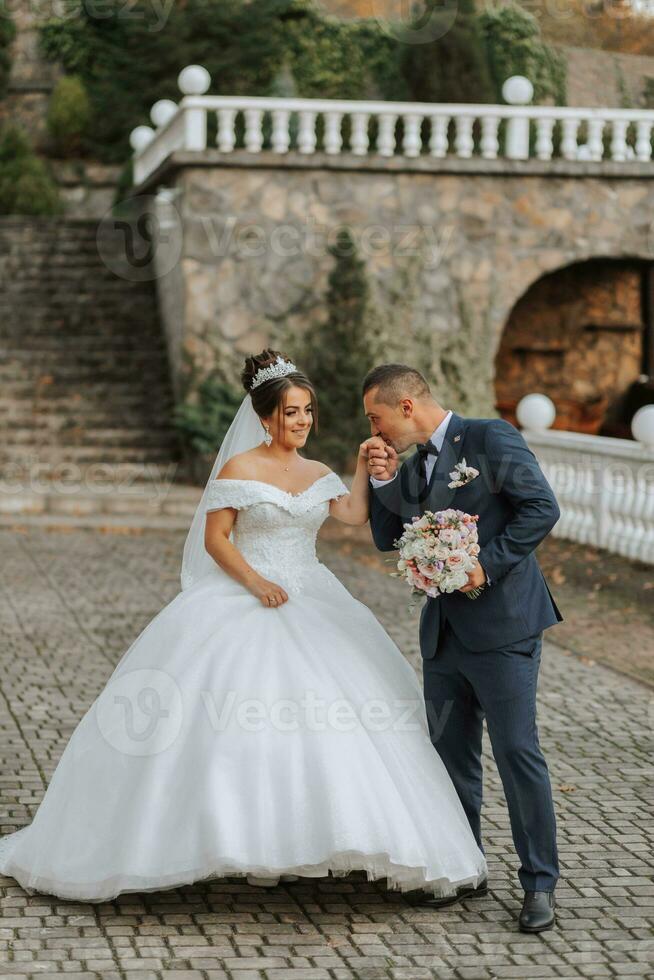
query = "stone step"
(0, 260, 153, 273)
(0, 217, 181, 483)
(0, 236, 106, 251)
(0, 359, 171, 383)
(0, 284, 158, 299)
(0, 253, 134, 267)
(0, 299, 157, 313)
(0, 444, 181, 465)
(1, 457, 188, 486)
(0, 307, 159, 320)
(0, 398, 174, 420)
(0, 396, 174, 418)
(0, 315, 161, 333)
(0, 335, 170, 353)
(0, 332, 165, 348)
(3, 425, 178, 448)
(0, 413, 176, 434)
(0, 482, 201, 529)
(0, 371, 171, 389)
(0, 379, 175, 400)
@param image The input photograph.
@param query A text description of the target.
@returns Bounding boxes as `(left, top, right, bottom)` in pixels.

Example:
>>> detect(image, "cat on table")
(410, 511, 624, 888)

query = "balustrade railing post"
(182, 104, 207, 151)
(132, 67, 654, 186)
(598, 460, 610, 551)
(503, 75, 533, 160)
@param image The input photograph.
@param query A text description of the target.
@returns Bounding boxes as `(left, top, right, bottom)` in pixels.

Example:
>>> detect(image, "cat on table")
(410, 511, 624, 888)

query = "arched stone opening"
(494, 258, 654, 438)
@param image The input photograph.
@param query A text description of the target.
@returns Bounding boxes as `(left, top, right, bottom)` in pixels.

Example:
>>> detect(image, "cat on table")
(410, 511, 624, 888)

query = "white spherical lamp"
(516, 393, 556, 431)
(502, 75, 534, 106)
(150, 99, 177, 128)
(631, 404, 654, 449)
(129, 125, 155, 152)
(178, 65, 211, 96)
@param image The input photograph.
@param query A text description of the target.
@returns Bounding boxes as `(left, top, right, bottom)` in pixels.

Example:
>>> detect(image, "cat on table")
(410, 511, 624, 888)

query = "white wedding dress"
(0, 471, 487, 902)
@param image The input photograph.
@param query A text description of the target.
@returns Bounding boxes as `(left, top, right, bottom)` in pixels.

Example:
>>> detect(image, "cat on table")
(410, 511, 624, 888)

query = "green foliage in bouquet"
(0, 125, 62, 216)
(46, 75, 92, 156)
(173, 376, 245, 456)
(300, 229, 384, 473)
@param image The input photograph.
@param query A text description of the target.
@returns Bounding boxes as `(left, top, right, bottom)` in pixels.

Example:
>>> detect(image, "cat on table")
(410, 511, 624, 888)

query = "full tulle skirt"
(0, 563, 487, 902)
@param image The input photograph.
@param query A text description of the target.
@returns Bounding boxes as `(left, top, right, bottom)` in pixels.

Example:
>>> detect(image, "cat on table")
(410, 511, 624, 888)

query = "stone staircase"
(0, 218, 200, 528)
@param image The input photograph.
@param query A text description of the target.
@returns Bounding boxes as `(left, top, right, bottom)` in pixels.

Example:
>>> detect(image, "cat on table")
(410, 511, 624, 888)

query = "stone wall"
(559, 45, 654, 108)
(138, 152, 654, 421)
(0, 2, 122, 218)
(2, 0, 61, 148)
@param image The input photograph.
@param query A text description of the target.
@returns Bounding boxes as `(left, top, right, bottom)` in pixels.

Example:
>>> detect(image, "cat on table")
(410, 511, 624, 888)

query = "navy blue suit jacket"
(369, 413, 564, 655)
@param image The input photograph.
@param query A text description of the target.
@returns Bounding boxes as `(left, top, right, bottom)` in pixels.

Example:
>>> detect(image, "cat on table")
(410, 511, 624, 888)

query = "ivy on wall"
(39, 0, 404, 164)
(38, 0, 566, 165)
(0, 7, 15, 100)
(478, 3, 567, 106)
(400, 0, 495, 105)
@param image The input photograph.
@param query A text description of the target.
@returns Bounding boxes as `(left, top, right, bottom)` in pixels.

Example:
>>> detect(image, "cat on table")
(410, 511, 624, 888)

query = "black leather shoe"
(405, 877, 489, 908)
(519, 890, 556, 932)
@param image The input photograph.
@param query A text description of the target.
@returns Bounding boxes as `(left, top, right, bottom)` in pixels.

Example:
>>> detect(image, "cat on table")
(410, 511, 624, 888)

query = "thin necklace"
(271, 453, 296, 472)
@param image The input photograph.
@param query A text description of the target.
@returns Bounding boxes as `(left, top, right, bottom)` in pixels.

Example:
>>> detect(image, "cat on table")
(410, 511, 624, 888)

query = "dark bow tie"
(417, 440, 439, 459)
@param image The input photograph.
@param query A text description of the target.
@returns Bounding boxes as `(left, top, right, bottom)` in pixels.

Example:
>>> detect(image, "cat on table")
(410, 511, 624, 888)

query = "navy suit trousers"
(422, 616, 560, 892)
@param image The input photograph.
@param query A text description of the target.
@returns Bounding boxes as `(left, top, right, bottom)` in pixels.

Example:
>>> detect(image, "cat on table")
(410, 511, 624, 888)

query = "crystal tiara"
(250, 355, 298, 390)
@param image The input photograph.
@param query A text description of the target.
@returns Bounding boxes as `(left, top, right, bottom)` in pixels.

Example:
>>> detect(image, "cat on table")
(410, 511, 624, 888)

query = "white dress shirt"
(369, 411, 452, 489)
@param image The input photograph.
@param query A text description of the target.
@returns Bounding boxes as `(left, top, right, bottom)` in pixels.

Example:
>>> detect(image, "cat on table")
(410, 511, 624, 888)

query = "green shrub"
(478, 3, 566, 105)
(46, 75, 92, 156)
(0, 8, 15, 100)
(0, 125, 62, 216)
(300, 229, 384, 473)
(400, 0, 495, 105)
(39, 0, 407, 164)
(37, 0, 567, 167)
(173, 376, 244, 456)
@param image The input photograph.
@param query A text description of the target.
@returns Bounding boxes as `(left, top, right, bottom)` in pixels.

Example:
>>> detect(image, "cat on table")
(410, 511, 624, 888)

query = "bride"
(0, 349, 487, 903)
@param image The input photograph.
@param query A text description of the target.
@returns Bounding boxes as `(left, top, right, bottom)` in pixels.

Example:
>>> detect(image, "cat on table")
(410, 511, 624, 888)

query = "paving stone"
(0, 526, 650, 979)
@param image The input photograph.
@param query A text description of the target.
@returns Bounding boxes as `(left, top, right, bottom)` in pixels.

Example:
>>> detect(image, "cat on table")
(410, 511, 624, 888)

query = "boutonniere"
(448, 458, 479, 489)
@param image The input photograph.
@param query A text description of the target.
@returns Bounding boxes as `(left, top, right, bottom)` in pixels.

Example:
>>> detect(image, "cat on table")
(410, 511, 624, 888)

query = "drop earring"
(263, 423, 272, 447)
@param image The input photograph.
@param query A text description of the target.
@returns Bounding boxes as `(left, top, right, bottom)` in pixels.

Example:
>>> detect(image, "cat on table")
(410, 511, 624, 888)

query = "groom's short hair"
(362, 363, 431, 405)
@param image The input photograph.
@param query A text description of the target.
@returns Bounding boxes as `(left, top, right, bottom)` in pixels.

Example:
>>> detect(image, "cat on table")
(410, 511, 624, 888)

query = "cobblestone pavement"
(0, 525, 652, 980)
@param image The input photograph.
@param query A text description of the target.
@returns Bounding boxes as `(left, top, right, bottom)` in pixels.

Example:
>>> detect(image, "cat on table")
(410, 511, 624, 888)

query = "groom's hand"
(361, 437, 399, 481)
(459, 561, 487, 593)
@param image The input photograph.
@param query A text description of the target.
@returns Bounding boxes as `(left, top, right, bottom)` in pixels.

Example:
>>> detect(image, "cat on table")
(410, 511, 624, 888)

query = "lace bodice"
(204, 472, 349, 595)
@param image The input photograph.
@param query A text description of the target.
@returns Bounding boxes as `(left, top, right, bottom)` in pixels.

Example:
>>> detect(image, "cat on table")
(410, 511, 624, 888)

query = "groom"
(362, 363, 563, 933)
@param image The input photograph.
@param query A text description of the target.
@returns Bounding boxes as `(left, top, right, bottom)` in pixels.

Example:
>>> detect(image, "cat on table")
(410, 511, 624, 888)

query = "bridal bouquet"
(392, 509, 484, 600)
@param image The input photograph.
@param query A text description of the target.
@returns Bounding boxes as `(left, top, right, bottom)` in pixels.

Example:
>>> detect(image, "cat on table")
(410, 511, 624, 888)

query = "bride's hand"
(250, 577, 289, 608)
(361, 437, 398, 481)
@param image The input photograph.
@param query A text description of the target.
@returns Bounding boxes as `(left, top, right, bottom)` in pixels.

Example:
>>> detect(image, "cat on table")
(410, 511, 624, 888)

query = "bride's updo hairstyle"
(241, 349, 319, 432)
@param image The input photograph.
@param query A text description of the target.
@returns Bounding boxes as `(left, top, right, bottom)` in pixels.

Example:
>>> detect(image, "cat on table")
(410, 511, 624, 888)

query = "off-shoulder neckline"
(211, 471, 340, 499)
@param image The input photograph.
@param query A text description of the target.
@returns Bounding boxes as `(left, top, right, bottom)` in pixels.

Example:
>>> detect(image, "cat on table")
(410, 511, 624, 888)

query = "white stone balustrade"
(130, 66, 654, 185)
(519, 397, 654, 566)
